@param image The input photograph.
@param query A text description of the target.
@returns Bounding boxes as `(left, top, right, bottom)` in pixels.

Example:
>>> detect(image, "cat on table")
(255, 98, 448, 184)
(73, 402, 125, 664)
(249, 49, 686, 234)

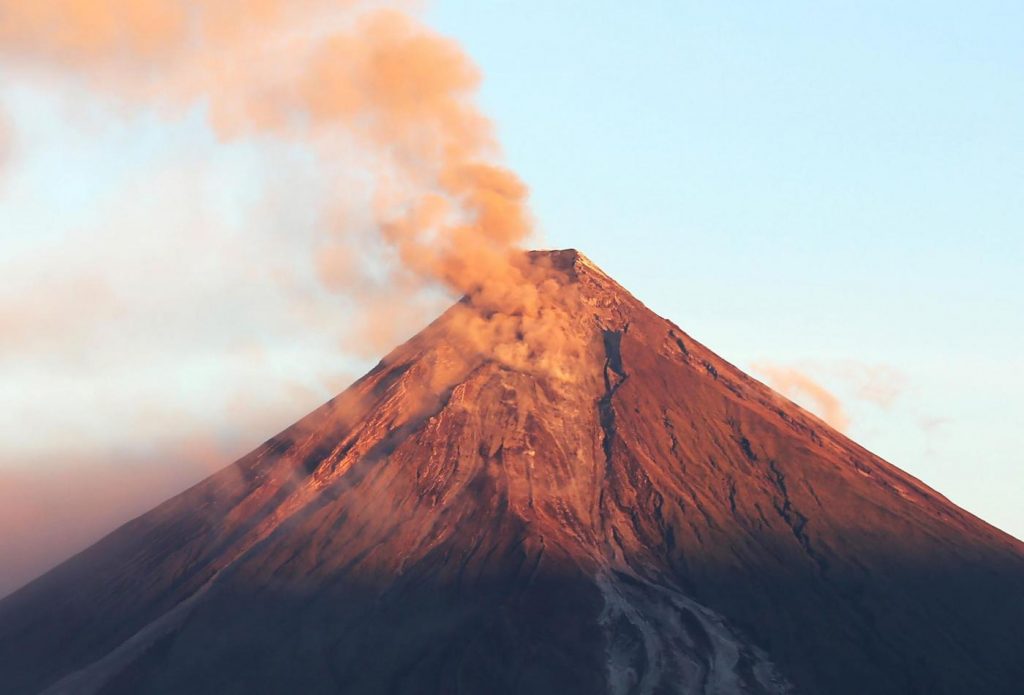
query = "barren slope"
(2, 250, 1022, 695)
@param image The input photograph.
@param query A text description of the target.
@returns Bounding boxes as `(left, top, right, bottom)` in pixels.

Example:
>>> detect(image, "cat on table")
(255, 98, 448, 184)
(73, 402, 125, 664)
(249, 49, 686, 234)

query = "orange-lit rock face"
(2, 250, 1023, 695)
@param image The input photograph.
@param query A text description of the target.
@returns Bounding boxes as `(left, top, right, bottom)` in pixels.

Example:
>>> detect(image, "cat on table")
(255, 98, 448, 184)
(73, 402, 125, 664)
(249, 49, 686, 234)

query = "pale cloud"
(830, 361, 907, 408)
(918, 415, 951, 433)
(0, 0, 565, 598)
(750, 358, 940, 445)
(752, 362, 851, 432)
(0, 104, 11, 184)
(0, 152, 367, 595)
(0, 443, 228, 598)
(0, 370, 351, 598)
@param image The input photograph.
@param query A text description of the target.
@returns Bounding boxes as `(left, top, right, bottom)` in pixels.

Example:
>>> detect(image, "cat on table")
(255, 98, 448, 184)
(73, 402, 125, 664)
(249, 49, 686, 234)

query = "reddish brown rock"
(1, 250, 1022, 694)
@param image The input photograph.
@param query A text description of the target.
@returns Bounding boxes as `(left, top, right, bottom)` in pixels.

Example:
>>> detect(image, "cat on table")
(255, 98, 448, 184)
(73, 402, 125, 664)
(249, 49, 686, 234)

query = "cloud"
(752, 362, 851, 432)
(0, 367, 355, 599)
(0, 2, 539, 308)
(918, 415, 951, 433)
(0, 436, 241, 599)
(830, 361, 907, 408)
(0, 0, 584, 595)
(0, 151, 365, 593)
(0, 105, 11, 183)
(0, 0, 588, 375)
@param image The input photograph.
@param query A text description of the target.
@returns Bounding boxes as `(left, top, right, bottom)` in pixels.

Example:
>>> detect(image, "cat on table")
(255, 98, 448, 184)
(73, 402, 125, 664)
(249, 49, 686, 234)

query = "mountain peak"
(525, 247, 611, 283)
(527, 246, 585, 264)
(3, 249, 1023, 695)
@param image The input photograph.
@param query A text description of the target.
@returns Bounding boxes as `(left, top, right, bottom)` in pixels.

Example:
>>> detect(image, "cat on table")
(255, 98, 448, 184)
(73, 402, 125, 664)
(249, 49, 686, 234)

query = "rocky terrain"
(2, 249, 1022, 694)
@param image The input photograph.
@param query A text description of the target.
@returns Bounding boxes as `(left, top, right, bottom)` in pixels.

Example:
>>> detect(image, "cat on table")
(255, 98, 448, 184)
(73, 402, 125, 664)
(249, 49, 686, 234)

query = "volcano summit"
(2, 250, 1022, 695)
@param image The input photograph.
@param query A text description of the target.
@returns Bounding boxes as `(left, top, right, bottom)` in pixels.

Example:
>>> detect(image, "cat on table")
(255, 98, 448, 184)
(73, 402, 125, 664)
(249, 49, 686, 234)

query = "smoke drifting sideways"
(752, 363, 851, 433)
(0, 0, 586, 375)
(0, 1, 591, 595)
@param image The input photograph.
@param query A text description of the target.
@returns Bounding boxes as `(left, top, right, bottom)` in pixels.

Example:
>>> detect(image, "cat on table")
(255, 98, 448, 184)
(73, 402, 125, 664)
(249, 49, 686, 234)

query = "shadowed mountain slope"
(2, 249, 1022, 695)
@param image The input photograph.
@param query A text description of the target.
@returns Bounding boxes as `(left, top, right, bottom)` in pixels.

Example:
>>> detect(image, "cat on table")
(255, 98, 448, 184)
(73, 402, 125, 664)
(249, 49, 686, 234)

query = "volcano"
(2, 249, 1022, 695)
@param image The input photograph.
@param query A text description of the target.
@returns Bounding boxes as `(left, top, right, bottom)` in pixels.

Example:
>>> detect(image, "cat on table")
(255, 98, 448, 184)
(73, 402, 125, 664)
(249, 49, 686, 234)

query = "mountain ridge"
(2, 249, 1022, 695)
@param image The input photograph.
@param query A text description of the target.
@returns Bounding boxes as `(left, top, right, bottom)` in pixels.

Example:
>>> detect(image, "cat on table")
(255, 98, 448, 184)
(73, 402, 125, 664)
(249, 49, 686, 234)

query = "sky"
(1, 2, 1022, 595)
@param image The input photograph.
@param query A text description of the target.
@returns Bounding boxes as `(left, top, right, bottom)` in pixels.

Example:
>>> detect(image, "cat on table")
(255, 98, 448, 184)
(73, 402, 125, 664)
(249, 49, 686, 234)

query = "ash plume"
(0, 1, 584, 594)
(0, 0, 573, 373)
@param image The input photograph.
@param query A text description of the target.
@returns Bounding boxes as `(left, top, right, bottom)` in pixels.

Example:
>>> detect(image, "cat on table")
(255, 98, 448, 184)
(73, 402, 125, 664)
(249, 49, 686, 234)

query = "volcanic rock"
(2, 249, 1022, 694)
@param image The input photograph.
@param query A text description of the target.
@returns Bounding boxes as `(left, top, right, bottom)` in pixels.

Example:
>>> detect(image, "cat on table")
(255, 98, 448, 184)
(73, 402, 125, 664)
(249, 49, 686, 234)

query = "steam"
(0, 1, 586, 594)
(751, 360, 909, 435)
(0, 0, 576, 372)
(752, 363, 851, 432)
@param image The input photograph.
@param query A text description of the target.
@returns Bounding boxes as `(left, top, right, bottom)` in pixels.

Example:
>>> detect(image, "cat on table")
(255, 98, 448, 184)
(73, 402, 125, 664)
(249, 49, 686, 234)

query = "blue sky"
(0, 2, 1021, 592)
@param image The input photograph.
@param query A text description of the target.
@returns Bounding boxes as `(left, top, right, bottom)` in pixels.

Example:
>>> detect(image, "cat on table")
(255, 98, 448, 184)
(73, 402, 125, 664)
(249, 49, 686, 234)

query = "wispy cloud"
(0, 105, 11, 184)
(0, 441, 225, 598)
(918, 415, 951, 433)
(0, 369, 355, 598)
(0, 0, 554, 596)
(830, 361, 907, 408)
(752, 362, 851, 432)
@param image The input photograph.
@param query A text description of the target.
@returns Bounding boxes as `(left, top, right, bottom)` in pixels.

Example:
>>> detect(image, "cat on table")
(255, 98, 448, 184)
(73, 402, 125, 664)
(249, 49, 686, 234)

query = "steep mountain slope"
(2, 250, 1022, 695)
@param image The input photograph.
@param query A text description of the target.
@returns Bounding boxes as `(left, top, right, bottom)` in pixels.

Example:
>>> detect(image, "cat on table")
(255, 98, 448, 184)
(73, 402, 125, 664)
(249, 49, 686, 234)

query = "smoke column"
(0, 0, 598, 596)
(0, 0, 578, 373)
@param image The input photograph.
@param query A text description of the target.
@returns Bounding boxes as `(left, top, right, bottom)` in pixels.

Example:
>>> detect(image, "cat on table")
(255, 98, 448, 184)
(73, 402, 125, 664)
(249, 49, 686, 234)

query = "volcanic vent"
(2, 250, 1022, 695)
